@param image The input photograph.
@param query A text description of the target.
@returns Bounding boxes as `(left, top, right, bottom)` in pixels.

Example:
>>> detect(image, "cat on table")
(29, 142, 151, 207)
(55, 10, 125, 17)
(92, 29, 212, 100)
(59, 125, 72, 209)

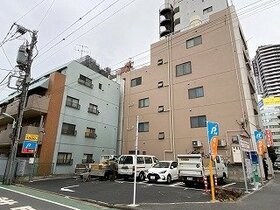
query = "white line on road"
(60, 185, 79, 193)
(222, 183, 236, 188)
(0, 186, 80, 210)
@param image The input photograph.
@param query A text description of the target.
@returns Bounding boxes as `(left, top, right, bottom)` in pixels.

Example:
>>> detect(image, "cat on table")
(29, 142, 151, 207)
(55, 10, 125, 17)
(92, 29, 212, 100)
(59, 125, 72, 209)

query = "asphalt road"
(0, 184, 116, 210)
(24, 177, 247, 206)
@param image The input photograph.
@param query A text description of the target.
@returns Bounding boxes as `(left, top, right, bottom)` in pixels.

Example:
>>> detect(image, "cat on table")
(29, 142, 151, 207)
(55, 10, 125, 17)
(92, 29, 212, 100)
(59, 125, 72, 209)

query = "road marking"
(222, 183, 236, 188)
(60, 185, 79, 193)
(170, 182, 184, 187)
(0, 186, 80, 210)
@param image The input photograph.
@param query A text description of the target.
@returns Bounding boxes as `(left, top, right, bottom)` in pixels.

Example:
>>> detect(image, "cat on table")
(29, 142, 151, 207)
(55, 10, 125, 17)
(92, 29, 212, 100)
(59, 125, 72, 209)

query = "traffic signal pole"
(3, 29, 38, 185)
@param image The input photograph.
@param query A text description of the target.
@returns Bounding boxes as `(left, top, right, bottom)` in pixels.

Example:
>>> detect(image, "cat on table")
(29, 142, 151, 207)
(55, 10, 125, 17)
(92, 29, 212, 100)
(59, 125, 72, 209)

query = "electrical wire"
(37, 0, 57, 29)
(1, 46, 14, 68)
(39, 0, 107, 51)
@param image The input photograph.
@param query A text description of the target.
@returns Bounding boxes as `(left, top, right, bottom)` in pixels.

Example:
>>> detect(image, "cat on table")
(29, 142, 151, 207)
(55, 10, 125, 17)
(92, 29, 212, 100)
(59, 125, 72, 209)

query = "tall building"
(259, 97, 280, 156)
(253, 44, 280, 97)
(160, 0, 229, 38)
(0, 56, 120, 175)
(120, 4, 258, 162)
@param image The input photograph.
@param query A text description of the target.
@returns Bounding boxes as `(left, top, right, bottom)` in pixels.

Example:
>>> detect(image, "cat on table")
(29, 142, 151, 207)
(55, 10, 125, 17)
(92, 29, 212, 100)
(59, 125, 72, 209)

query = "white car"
(147, 161, 178, 184)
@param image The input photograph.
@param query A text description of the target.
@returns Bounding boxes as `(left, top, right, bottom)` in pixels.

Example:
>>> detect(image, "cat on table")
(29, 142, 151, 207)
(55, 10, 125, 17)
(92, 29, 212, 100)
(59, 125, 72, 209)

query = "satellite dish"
(189, 15, 202, 28)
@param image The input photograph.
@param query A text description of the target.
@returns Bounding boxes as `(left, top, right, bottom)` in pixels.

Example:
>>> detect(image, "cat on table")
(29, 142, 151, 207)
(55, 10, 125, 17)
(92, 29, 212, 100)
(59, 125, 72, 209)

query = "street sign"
(22, 141, 38, 154)
(265, 129, 274, 147)
(207, 121, 219, 159)
(254, 131, 265, 155)
(25, 133, 39, 141)
(240, 139, 250, 152)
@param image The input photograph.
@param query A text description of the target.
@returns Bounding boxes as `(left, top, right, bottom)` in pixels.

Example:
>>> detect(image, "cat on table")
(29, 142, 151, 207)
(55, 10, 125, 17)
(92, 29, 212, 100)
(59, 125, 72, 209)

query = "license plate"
(187, 177, 193, 181)
(150, 176, 155, 180)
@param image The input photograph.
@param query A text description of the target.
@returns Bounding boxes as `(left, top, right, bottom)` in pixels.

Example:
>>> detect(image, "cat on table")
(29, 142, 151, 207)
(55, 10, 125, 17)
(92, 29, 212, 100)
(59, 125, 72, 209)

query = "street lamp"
(2, 113, 16, 128)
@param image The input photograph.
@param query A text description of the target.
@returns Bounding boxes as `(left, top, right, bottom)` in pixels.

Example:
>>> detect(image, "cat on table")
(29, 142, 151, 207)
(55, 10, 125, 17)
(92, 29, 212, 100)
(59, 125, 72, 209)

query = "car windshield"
(153, 162, 170, 168)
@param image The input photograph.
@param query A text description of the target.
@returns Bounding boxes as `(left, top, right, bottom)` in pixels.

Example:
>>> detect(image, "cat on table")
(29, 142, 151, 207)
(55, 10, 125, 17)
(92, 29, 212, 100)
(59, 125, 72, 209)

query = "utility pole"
(3, 25, 38, 185)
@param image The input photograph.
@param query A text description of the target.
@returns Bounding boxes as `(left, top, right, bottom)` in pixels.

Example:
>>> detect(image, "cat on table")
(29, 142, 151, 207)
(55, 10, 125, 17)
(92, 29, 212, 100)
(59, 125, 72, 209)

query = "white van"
(118, 155, 159, 181)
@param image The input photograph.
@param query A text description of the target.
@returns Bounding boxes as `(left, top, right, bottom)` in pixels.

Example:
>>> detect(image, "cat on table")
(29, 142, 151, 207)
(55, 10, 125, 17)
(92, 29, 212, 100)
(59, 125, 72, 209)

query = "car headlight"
(159, 170, 167, 174)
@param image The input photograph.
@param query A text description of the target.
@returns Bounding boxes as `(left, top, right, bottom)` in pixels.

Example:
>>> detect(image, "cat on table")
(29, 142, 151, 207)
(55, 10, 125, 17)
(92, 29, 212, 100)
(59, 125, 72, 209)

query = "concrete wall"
(53, 62, 120, 174)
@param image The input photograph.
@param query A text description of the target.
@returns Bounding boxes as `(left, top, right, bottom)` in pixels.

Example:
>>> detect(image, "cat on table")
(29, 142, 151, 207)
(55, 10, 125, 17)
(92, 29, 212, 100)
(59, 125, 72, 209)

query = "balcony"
(0, 125, 42, 145)
(4, 94, 50, 118)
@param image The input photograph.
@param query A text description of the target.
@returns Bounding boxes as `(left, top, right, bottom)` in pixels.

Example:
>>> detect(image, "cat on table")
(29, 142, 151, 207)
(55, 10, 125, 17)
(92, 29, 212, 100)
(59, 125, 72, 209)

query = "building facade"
(253, 44, 280, 97)
(259, 97, 280, 156)
(0, 56, 120, 175)
(121, 5, 259, 162)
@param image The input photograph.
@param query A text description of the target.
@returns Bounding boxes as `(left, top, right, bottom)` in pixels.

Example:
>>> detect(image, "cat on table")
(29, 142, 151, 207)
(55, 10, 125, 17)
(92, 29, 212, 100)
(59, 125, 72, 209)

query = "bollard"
(214, 174, 218, 186)
(203, 176, 209, 192)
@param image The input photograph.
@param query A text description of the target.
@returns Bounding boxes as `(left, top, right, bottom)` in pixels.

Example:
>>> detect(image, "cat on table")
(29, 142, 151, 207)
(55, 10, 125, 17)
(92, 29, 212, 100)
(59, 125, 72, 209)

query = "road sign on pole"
(207, 121, 219, 202)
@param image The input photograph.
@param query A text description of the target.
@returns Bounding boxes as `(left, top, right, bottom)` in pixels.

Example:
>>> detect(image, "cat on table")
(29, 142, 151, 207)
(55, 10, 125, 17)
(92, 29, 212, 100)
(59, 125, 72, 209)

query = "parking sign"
(207, 121, 219, 159)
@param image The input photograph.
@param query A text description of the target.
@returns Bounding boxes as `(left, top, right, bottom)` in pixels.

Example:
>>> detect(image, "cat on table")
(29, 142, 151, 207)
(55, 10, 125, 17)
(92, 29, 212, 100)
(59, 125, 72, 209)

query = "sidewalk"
(138, 174, 280, 210)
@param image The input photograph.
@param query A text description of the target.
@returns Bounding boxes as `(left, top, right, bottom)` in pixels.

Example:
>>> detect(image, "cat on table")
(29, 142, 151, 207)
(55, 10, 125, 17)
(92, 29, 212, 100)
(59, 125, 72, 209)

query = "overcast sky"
(0, 0, 279, 98)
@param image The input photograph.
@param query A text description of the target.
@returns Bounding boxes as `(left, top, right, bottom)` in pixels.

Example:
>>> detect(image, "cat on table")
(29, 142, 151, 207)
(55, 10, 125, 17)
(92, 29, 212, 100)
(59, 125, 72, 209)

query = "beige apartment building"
(120, 6, 259, 162)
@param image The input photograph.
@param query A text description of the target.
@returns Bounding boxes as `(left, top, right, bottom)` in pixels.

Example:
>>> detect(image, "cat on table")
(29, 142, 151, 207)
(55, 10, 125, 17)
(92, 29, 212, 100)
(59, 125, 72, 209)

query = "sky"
(0, 0, 279, 99)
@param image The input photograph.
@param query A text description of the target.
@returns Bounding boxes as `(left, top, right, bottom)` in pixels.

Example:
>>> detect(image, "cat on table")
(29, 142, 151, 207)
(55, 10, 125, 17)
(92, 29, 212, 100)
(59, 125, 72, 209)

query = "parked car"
(118, 155, 159, 181)
(274, 157, 280, 170)
(147, 161, 178, 184)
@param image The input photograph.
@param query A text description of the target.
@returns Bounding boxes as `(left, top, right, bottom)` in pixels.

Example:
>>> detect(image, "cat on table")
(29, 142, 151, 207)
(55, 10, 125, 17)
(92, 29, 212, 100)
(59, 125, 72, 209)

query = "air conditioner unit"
(218, 139, 227, 147)
(232, 135, 239, 143)
(192, 140, 202, 148)
(158, 106, 164, 112)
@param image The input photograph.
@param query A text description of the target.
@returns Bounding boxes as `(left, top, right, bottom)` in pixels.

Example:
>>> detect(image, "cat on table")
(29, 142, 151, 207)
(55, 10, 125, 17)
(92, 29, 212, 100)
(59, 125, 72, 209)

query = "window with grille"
(66, 96, 80, 109)
(138, 122, 149, 132)
(61, 123, 76, 136)
(186, 35, 202, 48)
(78, 74, 93, 88)
(139, 98, 149, 108)
(57, 152, 73, 165)
(82, 154, 94, 163)
(188, 86, 204, 99)
(190, 115, 207, 128)
(85, 127, 96, 139)
(88, 103, 99, 114)
(176, 62, 192, 77)
(131, 77, 142, 87)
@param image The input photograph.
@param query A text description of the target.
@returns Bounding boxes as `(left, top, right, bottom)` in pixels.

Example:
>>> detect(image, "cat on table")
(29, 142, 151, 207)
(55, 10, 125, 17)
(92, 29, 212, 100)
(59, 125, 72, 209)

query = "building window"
(85, 127, 97, 139)
(131, 77, 142, 87)
(99, 83, 103, 90)
(176, 62, 192, 77)
(158, 132, 165, 140)
(82, 154, 94, 163)
(78, 74, 93, 88)
(188, 86, 204, 99)
(66, 96, 80, 110)
(139, 98, 149, 108)
(203, 6, 213, 15)
(186, 35, 202, 48)
(174, 18, 180, 26)
(190, 115, 207, 128)
(61, 123, 77, 136)
(88, 103, 99, 115)
(57, 152, 73, 165)
(138, 122, 149, 132)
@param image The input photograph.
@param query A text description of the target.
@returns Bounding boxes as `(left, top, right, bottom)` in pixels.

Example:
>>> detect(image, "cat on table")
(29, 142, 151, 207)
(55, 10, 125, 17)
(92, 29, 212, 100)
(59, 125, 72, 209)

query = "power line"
(15, 0, 48, 22)
(37, 0, 56, 29)
(39, 0, 107, 51)
(1, 46, 14, 68)
(37, 0, 121, 59)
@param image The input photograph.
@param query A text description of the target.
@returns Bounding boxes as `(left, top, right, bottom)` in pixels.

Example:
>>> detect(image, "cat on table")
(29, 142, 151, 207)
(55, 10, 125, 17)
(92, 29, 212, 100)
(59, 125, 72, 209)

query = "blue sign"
(250, 151, 259, 164)
(254, 131, 264, 143)
(207, 121, 219, 143)
(22, 140, 38, 154)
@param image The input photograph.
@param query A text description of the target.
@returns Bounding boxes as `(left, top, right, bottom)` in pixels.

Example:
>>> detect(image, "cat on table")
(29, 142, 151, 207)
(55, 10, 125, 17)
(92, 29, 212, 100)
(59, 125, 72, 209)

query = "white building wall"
(52, 61, 120, 174)
(166, 0, 228, 32)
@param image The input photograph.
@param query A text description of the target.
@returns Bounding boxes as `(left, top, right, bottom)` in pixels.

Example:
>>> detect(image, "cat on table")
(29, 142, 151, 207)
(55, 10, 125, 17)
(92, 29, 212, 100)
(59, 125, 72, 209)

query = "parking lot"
(24, 177, 252, 207)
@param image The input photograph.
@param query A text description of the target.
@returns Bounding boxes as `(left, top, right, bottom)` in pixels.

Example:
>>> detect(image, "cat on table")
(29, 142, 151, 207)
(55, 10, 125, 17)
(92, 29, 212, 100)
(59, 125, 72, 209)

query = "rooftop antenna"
(74, 44, 90, 58)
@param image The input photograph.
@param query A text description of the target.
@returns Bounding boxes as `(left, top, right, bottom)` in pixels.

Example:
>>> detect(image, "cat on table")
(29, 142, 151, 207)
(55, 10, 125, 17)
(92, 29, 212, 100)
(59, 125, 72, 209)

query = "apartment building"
(0, 56, 120, 175)
(253, 44, 280, 97)
(120, 4, 259, 162)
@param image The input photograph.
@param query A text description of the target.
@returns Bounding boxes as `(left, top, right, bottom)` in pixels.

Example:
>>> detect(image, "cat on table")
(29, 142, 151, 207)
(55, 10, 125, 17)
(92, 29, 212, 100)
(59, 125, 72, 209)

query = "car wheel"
(138, 172, 145, 181)
(167, 175, 172, 184)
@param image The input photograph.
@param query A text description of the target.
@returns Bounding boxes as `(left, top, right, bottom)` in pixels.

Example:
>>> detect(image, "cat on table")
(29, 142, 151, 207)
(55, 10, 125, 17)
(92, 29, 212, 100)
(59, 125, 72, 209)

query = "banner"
(265, 129, 274, 147)
(207, 121, 219, 159)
